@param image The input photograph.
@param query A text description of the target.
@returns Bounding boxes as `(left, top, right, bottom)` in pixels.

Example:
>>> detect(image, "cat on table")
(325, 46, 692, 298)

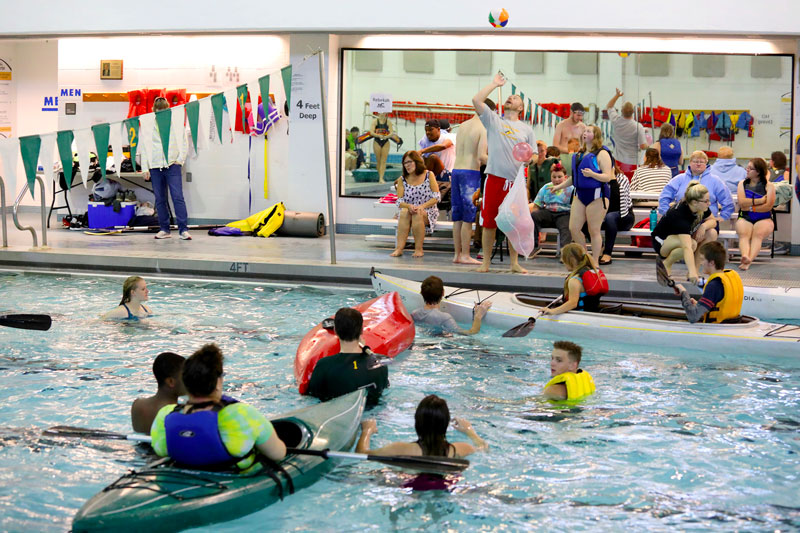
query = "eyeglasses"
(402, 160, 415, 165)
(690, 160, 707, 164)
(695, 198, 711, 204)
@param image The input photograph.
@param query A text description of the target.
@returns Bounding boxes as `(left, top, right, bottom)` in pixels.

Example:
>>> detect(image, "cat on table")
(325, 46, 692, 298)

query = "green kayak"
(72, 389, 366, 532)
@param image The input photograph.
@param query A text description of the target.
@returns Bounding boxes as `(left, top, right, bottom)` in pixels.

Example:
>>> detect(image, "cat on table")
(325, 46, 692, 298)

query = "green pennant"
(155, 107, 172, 161)
(281, 65, 292, 109)
(258, 74, 270, 109)
(18, 135, 41, 199)
(184, 100, 199, 152)
(91, 123, 110, 180)
(56, 130, 75, 188)
(511, 84, 516, 95)
(123, 117, 140, 168)
(210, 92, 225, 142)
(236, 84, 248, 132)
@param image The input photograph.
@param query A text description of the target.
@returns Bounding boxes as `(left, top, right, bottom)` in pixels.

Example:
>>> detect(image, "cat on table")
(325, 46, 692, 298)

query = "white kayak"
(739, 285, 800, 321)
(370, 270, 800, 358)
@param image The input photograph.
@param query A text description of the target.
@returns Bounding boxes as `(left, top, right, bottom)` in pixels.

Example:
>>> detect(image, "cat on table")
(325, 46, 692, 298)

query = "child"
(543, 340, 595, 401)
(673, 241, 743, 323)
(543, 243, 609, 315)
(412, 275, 491, 335)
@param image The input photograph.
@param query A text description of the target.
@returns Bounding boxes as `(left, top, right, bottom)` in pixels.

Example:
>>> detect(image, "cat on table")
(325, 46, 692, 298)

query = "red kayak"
(295, 292, 415, 394)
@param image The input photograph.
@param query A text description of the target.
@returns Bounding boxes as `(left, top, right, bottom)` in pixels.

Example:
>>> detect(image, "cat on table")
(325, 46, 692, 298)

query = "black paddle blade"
(0, 314, 52, 331)
(370, 454, 469, 474)
(502, 317, 536, 338)
(43, 426, 129, 440)
(655, 258, 675, 288)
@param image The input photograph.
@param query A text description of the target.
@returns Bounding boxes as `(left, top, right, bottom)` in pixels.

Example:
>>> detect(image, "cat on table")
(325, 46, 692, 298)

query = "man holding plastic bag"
(472, 72, 536, 273)
(495, 164, 537, 260)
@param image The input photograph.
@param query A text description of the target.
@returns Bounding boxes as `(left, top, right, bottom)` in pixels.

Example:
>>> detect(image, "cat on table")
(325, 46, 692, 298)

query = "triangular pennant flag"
(236, 84, 249, 132)
(138, 113, 155, 169)
(185, 100, 200, 152)
(519, 91, 524, 102)
(210, 92, 225, 143)
(18, 135, 42, 199)
(511, 84, 516, 95)
(74, 128, 94, 188)
(56, 130, 75, 188)
(38, 133, 56, 186)
(223, 88, 238, 142)
(154, 107, 172, 161)
(91, 123, 111, 180)
(109, 123, 124, 178)
(0, 137, 20, 202)
(170, 104, 186, 161)
(281, 65, 292, 109)
(197, 96, 212, 152)
(124, 117, 140, 170)
(258, 74, 270, 111)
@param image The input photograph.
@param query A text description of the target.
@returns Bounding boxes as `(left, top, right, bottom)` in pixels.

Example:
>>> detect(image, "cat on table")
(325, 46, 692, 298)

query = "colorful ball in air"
(488, 8, 509, 28)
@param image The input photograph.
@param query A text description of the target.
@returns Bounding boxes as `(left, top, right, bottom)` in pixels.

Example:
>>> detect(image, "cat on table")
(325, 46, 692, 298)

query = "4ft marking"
(230, 262, 249, 273)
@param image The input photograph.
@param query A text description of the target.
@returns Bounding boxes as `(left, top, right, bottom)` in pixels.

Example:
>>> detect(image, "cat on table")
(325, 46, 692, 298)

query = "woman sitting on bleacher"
(390, 150, 441, 258)
(631, 148, 672, 193)
(735, 158, 775, 271)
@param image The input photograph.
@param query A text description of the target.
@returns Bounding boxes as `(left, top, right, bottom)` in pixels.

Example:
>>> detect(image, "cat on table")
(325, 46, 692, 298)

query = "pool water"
(1, 272, 799, 531)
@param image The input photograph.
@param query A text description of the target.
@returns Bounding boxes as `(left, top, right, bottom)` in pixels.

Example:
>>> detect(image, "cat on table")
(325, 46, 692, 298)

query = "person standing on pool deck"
(451, 99, 493, 265)
(672, 241, 743, 324)
(543, 340, 595, 401)
(412, 276, 492, 335)
(102, 276, 152, 320)
(307, 308, 389, 407)
(472, 72, 536, 274)
(131, 352, 187, 434)
(150, 343, 286, 470)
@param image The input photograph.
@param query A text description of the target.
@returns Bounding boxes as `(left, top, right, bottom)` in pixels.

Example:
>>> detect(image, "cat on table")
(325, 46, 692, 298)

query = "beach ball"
(512, 142, 533, 162)
(618, 52, 629, 58)
(488, 8, 509, 28)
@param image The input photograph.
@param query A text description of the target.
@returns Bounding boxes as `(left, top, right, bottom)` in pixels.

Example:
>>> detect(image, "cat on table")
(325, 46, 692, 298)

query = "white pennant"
(196, 96, 212, 152)
(109, 123, 125, 178)
(138, 112, 156, 169)
(73, 128, 94, 188)
(38, 133, 57, 190)
(0, 137, 20, 203)
(171, 104, 186, 162)
(223, 87, 238, 143)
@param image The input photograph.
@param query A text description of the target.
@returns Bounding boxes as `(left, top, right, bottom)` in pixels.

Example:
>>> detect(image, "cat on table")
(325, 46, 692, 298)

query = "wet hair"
(770, 151, 787, 170)
(483, 98, 496, 112)
(580, 125, 604, 154)
(420, 276, 445, 305)
(554, 340, 583, 365)
(621, 101, 634, 118)
(153, 352, 185, 388)
(183, 343, 223, 397)
(560, 243, 593, 295)
(152, 96, 169, 112)
(120, 276, 145, 305)
(658, 123, 675, 140)
(683, 180, 709, 204)
(748, 158, 768, 182)
(643, 147, 664, 168)
(334, 307, 363, 342)
(415, 395, 455, 457)
(545, 146, 561, 157)
(401, 150, 426, 178)
(698, 241, 727, 271)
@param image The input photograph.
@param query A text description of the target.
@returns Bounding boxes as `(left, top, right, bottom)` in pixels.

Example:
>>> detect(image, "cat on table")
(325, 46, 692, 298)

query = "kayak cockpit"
(272, 418, 312, 450)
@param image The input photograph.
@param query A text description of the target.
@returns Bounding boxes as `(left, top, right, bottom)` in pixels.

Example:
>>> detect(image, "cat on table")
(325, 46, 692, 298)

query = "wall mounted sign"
(100, 60, 123, 80)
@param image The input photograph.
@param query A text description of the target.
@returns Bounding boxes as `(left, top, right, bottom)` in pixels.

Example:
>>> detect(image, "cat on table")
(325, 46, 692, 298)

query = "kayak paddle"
(43, 426, 151, 442)
(655, 257, 675, 288)
(501, 296, 562, 338)
(0, 314, 52, 331)
(287, 447, 469, 474)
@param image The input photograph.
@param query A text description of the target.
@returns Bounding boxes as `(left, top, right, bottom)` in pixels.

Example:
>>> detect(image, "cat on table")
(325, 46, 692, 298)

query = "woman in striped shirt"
(598, 163, 634, 265)
(631, 148, 673, 193)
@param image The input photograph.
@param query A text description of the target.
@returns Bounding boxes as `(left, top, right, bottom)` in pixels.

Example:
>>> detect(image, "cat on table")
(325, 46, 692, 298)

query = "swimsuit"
(658, 138, 682, 176)
(450, 169, 481, 223)
(374, 119, 390, 147)
(480, 174, 512, 230)
(572, 151, 610, 207)
(122, 303, 151, 321)
(738, 179, 772, 224)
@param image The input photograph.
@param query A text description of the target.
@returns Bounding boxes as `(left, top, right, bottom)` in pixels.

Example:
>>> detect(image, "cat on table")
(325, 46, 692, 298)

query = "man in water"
(307, 308, 389, 407)
(605, 88, 648, 179)
(472, 72, 536, 274)
(412, 275, 491, 334)
(553, 103, 587, 154)
(542, 340, 595, 401)
(451, 99, 493, 264)
(131, 352, 187, 433)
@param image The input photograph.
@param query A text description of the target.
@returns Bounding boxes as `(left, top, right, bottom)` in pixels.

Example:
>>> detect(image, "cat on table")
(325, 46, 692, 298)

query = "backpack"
(631, 218, 653, 248)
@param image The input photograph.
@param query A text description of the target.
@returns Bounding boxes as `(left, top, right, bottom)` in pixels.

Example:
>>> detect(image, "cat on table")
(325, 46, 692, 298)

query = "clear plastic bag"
(495, 165, 536, 258)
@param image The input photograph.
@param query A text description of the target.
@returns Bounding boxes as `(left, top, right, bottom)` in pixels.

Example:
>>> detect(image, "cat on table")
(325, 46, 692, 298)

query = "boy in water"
(131, 352, 187, 433)
(412, 275, 491, 335)
(672, 241, 743, 323)
(543, 340, 595, 401)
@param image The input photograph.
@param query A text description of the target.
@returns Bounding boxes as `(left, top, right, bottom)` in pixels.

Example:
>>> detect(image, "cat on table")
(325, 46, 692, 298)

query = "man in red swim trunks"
(472, 72, 536, 273)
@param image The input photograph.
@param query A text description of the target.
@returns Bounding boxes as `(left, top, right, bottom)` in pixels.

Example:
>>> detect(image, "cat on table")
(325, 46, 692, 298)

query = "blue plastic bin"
(87, 201, 136, 229)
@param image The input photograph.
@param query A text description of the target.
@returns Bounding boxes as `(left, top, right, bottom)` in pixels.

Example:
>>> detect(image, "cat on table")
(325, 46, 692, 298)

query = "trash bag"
(495, 165, 536, 258)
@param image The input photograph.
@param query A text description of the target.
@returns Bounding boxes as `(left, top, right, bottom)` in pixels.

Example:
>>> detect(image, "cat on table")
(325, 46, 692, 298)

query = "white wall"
(1, 0, 799, 36)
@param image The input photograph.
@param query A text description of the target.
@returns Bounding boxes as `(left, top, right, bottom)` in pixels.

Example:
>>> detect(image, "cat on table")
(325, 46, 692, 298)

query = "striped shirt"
(617, 173, 632, 218)
(631, 165, 673, 193)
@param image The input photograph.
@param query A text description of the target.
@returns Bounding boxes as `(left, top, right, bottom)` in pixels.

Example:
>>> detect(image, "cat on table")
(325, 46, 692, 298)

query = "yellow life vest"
(702, 269, 743, 323)
(544, 369, 596, 401)
(227, 202, 285, 238)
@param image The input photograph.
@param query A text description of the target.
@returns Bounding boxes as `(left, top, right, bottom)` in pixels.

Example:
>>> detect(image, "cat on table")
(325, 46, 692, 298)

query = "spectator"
(710, 146, 747, 194)
(390, 150, 440, 258)
(559, 138, 580, 178)
(527, 141, 558, 203)
(605, 89, 647, 179)
(652, 123, 683, 177)
(735, 158, 775, 270)
(419, 119, 455, 175)
(598, 162, 634, 265)
(631, 148, 673, 193)
(553, 103, 587, 154)
(768, 151, 790, 182)
(344, 126, 364, 171)
(529, 160, 573, 255)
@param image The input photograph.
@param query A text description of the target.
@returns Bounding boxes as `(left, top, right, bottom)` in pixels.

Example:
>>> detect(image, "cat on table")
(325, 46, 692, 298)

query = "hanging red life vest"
(165, 89, 187, 107)
(127, 90, 147, 119)
(145, 88, 166, 113)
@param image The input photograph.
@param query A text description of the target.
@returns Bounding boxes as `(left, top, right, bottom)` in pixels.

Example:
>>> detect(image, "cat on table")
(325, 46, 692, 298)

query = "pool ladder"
(0, 175, 47, 248)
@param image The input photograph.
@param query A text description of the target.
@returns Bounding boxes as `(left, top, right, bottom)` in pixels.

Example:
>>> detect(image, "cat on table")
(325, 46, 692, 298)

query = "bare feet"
(452, 255, 460, 264)
(476, 263, 490, 273)
(456, 255, 482, 265)
(510, 264, 528, 274)
(741, 256, 752, 266)
(412, 249, 424, 258)
(739, 262, 750, 271)
(389, 250, 403, 257)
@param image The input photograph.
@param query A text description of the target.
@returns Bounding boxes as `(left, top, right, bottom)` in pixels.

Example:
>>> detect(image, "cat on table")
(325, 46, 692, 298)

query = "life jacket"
(164, 396, 248, 470)
(572, 147, 615, 190)
(226, 202, 285, 237)
(544, 369, 596, 401)
(166, 89, 187, 107)
(127, 90, 147, 119)
(146, 88, 166, 113)
(565, 266, 608, 312)
(741, 179, 772, 222)
(702, 270, 744, 323)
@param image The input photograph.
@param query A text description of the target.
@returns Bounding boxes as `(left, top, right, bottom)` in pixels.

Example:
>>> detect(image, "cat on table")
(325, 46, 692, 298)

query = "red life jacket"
(146, 88, 166, 113)
(581, 268, 609, 296)
(166, 89, 187, 107)
(127, 90, 147, 119)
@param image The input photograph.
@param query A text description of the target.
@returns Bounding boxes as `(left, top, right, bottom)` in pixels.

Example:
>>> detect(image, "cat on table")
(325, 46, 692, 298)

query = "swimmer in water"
(102, 276, 152, 320)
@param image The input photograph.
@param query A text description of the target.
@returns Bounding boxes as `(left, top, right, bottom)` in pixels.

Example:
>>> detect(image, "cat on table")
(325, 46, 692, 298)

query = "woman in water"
(543, 243, 607, 315)
(102, 276, 152, 320)
(735, 158, 775, 270)
(356, 394, 487, 458)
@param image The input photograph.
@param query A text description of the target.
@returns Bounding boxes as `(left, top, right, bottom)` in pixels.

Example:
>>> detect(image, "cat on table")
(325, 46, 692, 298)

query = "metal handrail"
(0, 176, 7, 247)
(12, 176, 47, 248)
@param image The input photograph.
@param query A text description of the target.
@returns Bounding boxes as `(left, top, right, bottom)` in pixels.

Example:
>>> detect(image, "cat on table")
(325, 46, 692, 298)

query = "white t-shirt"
(608, 107, 647, 165)
(418, 131, 456, 172)
(478, 110, 535, 181)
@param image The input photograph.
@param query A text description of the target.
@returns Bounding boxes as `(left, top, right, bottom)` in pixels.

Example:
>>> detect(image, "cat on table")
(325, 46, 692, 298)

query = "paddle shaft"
(286, 447, 468, 473)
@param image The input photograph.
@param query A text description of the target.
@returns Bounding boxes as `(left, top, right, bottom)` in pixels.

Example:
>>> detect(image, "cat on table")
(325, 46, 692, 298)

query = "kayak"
(370, 270, 800, 358)
(294, 291, 415, 394)
(72, 389, 366, 532)
(739, 285, 800, 321)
